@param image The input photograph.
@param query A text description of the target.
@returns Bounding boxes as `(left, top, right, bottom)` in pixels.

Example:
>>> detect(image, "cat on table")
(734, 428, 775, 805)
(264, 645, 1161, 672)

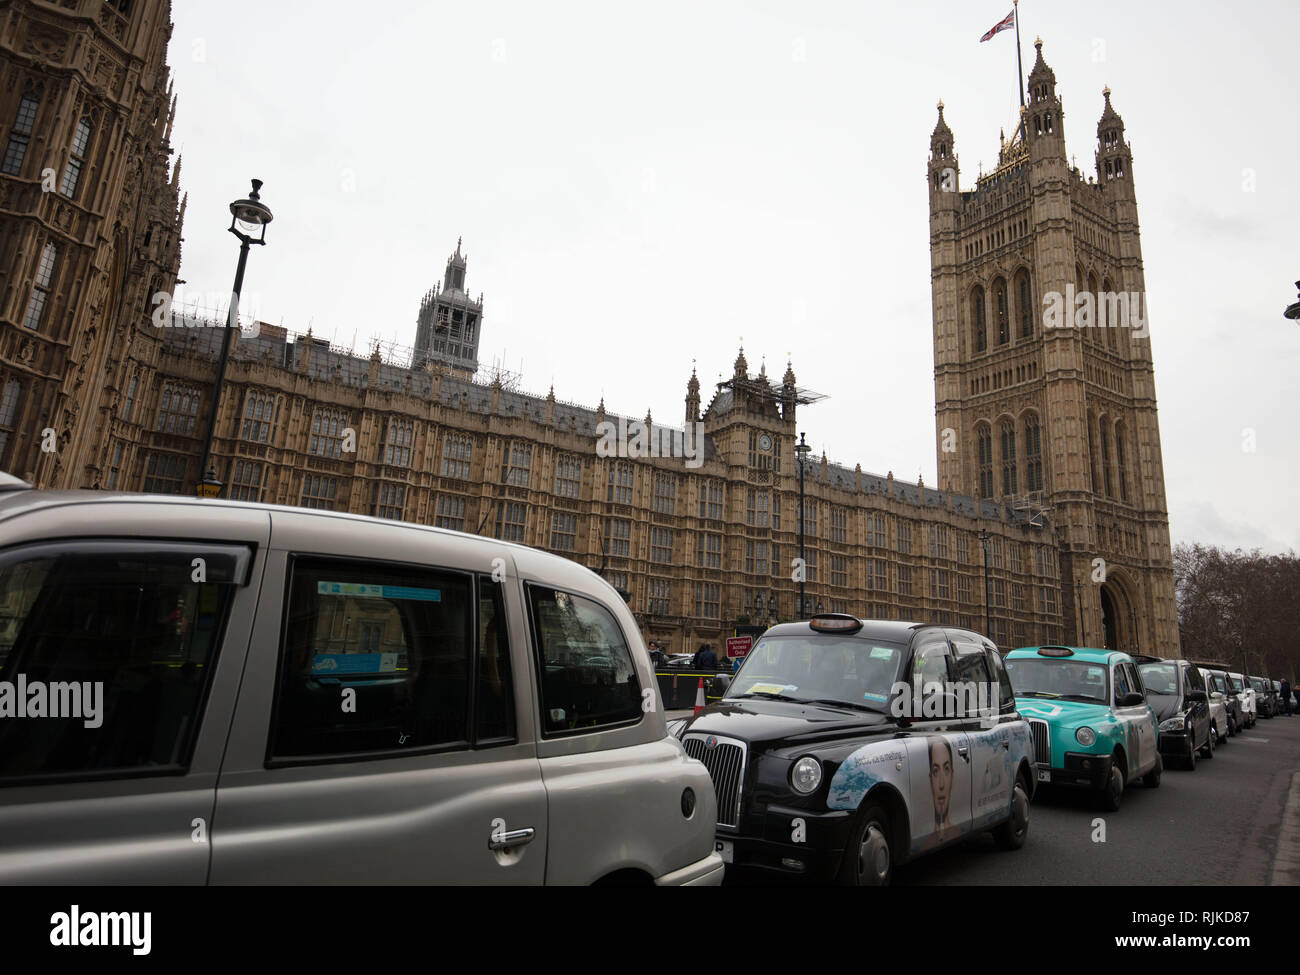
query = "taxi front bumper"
(714, 805, 855, 882)
(1037, 751, 1113, 790)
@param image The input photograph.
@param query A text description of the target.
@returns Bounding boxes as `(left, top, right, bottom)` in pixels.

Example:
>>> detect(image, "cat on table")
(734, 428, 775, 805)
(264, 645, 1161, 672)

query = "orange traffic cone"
(693, 677, 706, 716)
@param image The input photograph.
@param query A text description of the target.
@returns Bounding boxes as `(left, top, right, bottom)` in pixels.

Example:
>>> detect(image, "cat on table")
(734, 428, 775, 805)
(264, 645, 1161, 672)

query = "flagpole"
(1014, 0, 1026, 141)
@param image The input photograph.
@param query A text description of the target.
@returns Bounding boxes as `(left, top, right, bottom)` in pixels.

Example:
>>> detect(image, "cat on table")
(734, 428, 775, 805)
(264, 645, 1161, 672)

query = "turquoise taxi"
(1003, 646, 1161, 811)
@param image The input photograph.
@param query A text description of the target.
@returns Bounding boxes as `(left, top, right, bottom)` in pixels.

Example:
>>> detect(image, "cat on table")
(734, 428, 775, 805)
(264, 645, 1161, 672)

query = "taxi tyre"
(1201, 725, 1216, 759)
(1185, 736, 1197, 771)
(992, 775, 1031, 851)
(1099, 756, 1125, 812)
(838, 802, 893, 887)
(1142, 752, 1162, 788)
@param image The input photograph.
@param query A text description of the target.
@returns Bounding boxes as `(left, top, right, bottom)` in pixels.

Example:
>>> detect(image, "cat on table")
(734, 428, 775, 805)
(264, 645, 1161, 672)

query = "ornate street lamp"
(1284, 281, 1300, 324)
(196, 179, 273, 498)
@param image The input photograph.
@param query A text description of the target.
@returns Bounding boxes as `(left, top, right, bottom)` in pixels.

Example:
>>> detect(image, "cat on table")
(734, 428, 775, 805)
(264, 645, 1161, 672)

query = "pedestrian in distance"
(696, 643, 718, 671)
(1282, 678, 1292, 716)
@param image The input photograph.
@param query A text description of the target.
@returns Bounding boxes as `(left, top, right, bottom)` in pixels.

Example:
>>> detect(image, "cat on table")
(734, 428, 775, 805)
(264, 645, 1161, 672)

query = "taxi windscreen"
(724, 635, 905, 711)
(1004, 658, 1109, 703)
(1137, 662, 1178, 697)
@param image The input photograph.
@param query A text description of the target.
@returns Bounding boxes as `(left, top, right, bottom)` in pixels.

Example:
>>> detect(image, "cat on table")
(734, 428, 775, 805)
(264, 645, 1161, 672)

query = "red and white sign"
(726, 636, 753, 658)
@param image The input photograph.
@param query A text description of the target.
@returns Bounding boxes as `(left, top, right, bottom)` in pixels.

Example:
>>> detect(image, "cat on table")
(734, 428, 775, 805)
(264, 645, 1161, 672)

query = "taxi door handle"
(956, 745, 970, 761)
(489, 827, 536, 851)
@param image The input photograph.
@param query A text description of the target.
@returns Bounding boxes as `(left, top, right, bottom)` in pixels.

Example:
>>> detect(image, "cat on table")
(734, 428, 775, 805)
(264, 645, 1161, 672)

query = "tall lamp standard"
(196, 179, 273, 498)
(978, 529, 992, 639)
(1075, 580, 1084, 645)
(795, 432, 812, 619)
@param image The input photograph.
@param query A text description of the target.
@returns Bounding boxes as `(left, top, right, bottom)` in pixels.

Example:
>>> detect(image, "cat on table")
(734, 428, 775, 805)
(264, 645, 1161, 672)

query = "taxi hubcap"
(1012, 789, 1028, 835)
(860, 824, 889, 881)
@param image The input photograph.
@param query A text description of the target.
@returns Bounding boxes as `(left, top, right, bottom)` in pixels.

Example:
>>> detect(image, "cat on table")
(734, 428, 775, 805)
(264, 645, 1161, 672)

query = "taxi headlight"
(1075, 727, 1096, 747)
(1159, 716, 1187, 733)
(790, 756, 823, 795)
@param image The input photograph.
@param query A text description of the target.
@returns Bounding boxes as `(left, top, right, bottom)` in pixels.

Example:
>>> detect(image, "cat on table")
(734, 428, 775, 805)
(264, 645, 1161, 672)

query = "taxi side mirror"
(1186, 690, 1208, 704)
(1118, 691, 1145, 707)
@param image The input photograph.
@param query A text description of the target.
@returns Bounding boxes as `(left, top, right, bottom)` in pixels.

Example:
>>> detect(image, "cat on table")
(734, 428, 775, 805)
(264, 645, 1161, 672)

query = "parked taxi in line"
(1003, 646, 1161, 811)
(0, 485, 722, 885)
(673, 615, 1036, 885)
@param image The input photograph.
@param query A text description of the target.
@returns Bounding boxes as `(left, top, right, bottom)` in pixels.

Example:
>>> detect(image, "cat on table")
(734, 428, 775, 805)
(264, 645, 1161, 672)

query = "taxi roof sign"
(1036, 646, 1075, 657)
(809, 614, 863, 634)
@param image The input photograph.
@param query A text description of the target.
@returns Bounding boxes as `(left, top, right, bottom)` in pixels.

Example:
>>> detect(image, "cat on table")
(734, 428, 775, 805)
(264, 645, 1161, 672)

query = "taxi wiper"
(804, 698, 882, 714)
(1058, 694, 1106, 703)
(1018, 691, 1061, 698)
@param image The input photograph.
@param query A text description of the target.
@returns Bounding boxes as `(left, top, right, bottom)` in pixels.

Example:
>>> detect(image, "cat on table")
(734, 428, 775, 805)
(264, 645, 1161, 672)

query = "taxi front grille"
(683, 734, 746, 829)
(1028, 719, 1051, 766)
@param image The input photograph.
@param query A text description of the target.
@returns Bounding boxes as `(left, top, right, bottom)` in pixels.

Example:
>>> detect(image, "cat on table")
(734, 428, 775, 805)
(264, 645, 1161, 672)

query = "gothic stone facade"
(927, 39, 1179, 656)
(113, 315, 1068, 655)
(0, 0, 185, 489)
(1, 18, 1187, 656)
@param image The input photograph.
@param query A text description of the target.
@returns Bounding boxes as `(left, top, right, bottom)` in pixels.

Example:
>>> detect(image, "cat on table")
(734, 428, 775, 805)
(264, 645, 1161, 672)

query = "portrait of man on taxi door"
(920, 737, 958, 851)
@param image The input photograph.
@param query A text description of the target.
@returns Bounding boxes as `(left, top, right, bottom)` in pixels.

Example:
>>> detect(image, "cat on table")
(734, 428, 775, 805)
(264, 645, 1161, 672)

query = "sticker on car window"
(863, 691, 888, 703)
(748, 683, 797, 695)
(317, 581, 441, 602)
(311, 652, 403, 675)
(870, 647, 895, 659)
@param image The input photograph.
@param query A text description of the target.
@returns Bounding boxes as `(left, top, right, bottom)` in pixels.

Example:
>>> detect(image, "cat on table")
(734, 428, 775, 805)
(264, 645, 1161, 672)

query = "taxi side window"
(0, 540, 245, 783)
(950, 645, 991, 719)
(271, 557, 473, 761)
(985, 649, 1017, 711)
(911, 640, 953, 695)
(1113, 663, 1133, 704)
(527, 586, 641, 735)
(1185, 666, 1205, 695)
(1124, 663, 1145, 699)
(475, 576, 514, 745)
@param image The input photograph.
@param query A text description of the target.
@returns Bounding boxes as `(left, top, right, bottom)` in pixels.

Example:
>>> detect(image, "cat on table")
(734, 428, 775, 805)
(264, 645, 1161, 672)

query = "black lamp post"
(197, 179, 273, 498)
(790, 434, 811, 618)
(1075, 580, 1084, 646)
(1285, 281, 1300, 324)
(795, 432, 811, 619)
(978, 529, 992, 638)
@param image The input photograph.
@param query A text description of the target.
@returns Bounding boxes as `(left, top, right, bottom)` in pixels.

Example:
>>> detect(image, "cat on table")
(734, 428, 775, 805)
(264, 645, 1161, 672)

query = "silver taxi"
(0, 487, 722, 885)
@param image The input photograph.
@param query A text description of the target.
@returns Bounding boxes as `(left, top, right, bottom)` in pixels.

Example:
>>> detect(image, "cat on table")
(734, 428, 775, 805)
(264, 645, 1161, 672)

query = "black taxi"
(674, 615, 1036, 884)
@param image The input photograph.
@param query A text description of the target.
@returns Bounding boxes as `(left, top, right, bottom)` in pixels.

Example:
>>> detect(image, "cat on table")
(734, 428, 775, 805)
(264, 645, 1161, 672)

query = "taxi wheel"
(1185, 738, 1197, 771)
(993, 777, 1030, 850)
(839, 804, 892, 886)
(1099, 763, 1124, 812)
(1201, 726, 1216, 759)
(1142, 753, 1162, 788)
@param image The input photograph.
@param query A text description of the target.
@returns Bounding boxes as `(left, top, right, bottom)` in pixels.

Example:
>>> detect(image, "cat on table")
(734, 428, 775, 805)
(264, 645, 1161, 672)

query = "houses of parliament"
(0, 0, 1180, 656)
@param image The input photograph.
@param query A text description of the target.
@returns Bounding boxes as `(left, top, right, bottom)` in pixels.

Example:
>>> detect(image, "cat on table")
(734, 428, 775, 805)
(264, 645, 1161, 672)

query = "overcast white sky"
(166, 0, 1300, 555)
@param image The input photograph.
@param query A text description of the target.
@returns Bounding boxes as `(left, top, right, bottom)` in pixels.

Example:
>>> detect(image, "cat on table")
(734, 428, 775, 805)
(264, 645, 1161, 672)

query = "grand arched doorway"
(1100, 586, 1120, 650)
(1098, 576, 1138, 653)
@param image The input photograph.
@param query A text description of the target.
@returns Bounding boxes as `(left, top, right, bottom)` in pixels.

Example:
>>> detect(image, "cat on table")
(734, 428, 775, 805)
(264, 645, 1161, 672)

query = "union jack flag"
(980, 10, 1015, 42)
